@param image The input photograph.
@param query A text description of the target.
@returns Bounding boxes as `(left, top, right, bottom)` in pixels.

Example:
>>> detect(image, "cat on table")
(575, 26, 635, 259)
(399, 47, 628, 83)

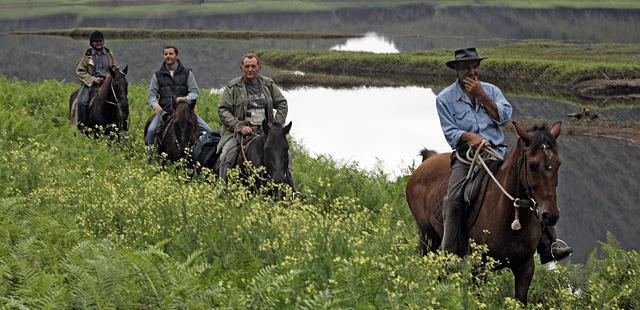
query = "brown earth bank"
(573, 78, 640, 103)
(512, 119, 640, 147)
(563, 125, 640, 146)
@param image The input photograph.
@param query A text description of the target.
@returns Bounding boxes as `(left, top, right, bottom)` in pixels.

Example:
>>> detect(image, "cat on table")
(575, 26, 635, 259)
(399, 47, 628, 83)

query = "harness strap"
(459, 140, 537, 231)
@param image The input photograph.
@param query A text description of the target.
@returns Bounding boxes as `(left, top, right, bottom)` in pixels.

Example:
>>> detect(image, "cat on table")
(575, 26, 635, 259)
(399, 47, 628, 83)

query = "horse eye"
(529, 162, 539, 172)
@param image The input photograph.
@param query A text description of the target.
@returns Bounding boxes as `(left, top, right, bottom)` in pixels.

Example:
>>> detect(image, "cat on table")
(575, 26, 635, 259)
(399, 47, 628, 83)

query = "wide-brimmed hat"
(446, 47, 486, 69)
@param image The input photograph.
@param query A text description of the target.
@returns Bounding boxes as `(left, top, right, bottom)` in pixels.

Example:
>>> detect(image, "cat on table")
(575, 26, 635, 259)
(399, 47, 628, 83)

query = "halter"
(101, 71, 127, 130)
(456, 140, 539, 231)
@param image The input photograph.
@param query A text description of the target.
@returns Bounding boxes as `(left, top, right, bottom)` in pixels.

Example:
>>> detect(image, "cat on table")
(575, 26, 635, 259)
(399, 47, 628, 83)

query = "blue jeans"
(146, 113, 211, 145)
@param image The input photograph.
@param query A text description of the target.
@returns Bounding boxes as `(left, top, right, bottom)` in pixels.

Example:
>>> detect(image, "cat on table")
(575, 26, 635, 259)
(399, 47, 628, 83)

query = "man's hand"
(240, 126, 253, 135)
(176, 96, 188, 104)
(462, 132, 484, 150)
(153, 105, 164, 114)
(462, 76, 485, 98)
(94, 76, 104, 85)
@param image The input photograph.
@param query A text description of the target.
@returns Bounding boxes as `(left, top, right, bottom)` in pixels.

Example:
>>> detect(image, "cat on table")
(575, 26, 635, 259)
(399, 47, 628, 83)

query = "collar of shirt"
(91, 48, 106, 56)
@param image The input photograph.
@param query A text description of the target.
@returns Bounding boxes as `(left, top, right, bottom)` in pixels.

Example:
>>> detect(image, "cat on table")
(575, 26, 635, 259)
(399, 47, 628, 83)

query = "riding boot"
(77, 103, 87, 128)
(538, 225, 574, 264)
(440, 159, 469, 257)
(285, 168, 298, 192)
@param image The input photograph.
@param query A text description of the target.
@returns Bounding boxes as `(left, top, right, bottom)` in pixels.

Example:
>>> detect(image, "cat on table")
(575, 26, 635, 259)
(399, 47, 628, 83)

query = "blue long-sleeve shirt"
(436, 80, 513, 156)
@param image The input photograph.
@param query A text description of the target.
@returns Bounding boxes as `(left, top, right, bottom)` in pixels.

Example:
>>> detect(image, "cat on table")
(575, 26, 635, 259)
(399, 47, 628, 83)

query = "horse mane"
(264, 122, 288, 145)
(173, 101, 198, 142)
(94, 74, 113, 101)
(528, 124, 557, 150)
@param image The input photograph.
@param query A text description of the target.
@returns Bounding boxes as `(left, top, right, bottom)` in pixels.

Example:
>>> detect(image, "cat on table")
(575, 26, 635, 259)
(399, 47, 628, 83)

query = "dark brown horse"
(406, 121, 563, 304)
(144, 98, 198, 164)
(72, 66, 129, 136)
(215, 120, 293, 191)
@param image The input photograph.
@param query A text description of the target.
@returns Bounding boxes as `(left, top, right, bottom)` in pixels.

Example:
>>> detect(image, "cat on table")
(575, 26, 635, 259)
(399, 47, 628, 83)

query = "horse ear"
(549, 121, 562, 140)
(512, 121, 533, 145)
(172, 97, 178, 110)
(109, 65, 116, 76)
(284, 121, 292, 134)
(122, 65, 128, 75)
(262, 119, 270, 134)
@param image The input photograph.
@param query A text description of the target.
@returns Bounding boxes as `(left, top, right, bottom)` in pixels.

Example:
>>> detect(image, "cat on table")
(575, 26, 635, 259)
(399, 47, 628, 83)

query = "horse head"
(261, 119, 292, 184)
(107, 65, 129, 130)
(513, 121, 562, 226)
(171, 98, 198, 154)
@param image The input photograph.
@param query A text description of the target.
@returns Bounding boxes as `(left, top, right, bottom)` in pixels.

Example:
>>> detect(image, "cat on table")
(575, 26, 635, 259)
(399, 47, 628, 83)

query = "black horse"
(70, 65, 129, 137)
(144, 98, 198, 164)
(217, 120, 293, 189)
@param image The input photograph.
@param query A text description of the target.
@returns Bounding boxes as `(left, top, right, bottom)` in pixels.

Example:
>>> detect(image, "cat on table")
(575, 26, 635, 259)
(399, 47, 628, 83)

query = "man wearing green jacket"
(217, 52, 296, 189)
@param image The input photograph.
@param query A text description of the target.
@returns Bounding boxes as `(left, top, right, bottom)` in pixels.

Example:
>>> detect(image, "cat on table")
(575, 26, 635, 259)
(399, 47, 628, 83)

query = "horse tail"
(419, 148, 438, 162)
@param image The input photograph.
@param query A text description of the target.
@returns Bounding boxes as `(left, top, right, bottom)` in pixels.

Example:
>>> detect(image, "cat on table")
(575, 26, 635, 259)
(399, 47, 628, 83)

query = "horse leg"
(511, 258, 534, 305)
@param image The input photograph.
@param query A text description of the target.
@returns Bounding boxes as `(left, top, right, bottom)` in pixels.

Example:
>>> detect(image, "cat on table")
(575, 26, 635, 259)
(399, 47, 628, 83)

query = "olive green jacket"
(217, 75, 288, 153)
(75, 47, 118, 87)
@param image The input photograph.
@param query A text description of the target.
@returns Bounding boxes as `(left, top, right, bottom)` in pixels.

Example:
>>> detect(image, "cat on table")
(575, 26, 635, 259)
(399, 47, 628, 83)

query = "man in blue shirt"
(436, 48, 572, 263)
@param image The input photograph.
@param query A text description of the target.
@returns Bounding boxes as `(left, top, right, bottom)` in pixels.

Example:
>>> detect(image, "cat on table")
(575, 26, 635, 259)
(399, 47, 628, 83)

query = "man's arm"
(218, 86, 247, 133)
(270, 82, 288, 125)
(185, 71, 199, 103)
(436, 97, 483, 151)
(75, 56, 95, 87)
(463, 78, 512, 125)
(147, 73, 163, 113)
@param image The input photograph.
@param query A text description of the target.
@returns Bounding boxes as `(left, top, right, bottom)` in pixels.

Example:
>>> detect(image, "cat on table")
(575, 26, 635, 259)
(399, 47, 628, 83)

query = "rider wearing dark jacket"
(146, 46, 211, 146)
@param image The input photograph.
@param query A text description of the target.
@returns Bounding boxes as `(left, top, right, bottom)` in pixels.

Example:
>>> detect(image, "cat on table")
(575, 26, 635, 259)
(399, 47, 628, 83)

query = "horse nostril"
(542, 212, 559, 226)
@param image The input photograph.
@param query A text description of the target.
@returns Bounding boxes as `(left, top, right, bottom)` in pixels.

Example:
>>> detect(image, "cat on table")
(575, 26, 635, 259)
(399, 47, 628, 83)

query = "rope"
(457, 140, 534, 231)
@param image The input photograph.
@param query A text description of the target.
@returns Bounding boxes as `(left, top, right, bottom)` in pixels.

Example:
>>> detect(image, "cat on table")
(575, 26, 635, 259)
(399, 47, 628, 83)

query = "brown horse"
(144, 98, 198, 164)
(406, 121, 563, 304)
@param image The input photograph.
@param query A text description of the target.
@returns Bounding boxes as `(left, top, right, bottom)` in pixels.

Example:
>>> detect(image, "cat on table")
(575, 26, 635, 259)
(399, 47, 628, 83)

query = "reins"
(456, 140, 538, 231)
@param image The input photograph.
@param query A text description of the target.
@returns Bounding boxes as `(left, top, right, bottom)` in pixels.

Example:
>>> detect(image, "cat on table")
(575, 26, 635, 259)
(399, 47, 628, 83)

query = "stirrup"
(550, 239, 571, 260)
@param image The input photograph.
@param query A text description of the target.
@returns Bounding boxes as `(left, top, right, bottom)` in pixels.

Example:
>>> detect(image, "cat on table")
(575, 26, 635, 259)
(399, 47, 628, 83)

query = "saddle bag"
(193, 130, 221, 169)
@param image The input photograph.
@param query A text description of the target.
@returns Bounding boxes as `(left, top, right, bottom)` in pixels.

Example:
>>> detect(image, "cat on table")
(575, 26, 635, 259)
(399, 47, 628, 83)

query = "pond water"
(284, 86, 447, 178)
(330, 32, 399, 53)
(1, 3, 639, 261)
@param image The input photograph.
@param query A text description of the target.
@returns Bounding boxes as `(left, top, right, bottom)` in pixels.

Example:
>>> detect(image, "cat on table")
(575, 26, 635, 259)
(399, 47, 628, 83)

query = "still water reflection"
(330, 32, 399, 53)
(284, 86, 449, 177)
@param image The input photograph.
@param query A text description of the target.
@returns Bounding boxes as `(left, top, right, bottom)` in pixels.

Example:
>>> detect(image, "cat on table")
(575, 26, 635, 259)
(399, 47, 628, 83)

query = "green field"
(1, 76, 639, 308)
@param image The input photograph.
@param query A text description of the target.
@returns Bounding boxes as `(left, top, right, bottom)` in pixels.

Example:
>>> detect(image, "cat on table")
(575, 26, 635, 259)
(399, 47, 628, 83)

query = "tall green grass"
(1, 76, 639, 308)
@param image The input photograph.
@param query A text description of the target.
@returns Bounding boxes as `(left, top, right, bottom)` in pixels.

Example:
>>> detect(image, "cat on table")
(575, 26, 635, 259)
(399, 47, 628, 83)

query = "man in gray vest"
(146, 46, 211, 146)
(217, 52, 296, 190)
(74, 30, 118, 126)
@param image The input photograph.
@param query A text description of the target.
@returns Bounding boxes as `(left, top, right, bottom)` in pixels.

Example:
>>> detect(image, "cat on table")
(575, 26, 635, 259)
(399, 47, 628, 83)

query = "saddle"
(433, 157, 503, 230)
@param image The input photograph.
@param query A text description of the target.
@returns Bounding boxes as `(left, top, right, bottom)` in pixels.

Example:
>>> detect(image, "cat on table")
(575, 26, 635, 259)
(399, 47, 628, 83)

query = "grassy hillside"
(1, 76, 639, 308)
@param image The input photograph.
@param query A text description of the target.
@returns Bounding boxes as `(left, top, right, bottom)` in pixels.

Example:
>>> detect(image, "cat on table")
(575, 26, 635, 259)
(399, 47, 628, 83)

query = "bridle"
(102, 71, 127, 130)
(457, 139, 542, 231)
